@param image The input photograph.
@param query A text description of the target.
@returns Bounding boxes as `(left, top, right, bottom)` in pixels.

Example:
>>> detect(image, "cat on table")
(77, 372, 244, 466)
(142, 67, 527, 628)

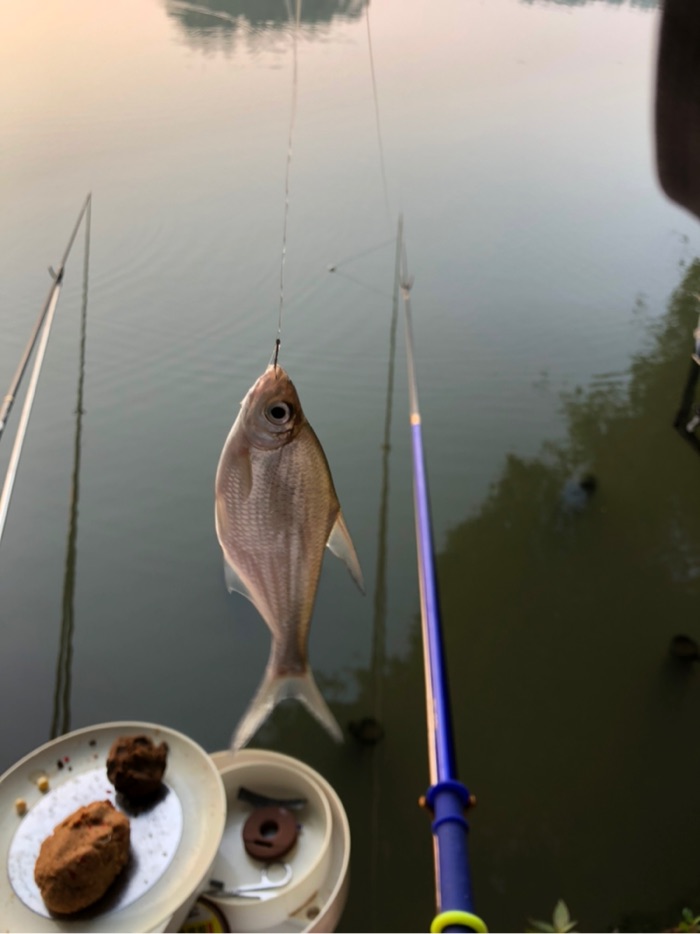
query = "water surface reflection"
(319, 255, 700, 934)
(521, 0, 657, 8)
(165, 0, 365, 53)
(430, 258, 700, 931)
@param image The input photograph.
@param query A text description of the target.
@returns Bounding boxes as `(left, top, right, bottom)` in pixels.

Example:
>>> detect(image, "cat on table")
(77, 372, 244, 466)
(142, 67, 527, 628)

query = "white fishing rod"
(0, 194, 91, 547)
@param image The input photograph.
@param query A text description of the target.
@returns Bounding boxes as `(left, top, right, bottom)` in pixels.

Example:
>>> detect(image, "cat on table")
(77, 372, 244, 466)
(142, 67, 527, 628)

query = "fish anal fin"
(224, 559, 254, 602)
(327, 510, 365, 594)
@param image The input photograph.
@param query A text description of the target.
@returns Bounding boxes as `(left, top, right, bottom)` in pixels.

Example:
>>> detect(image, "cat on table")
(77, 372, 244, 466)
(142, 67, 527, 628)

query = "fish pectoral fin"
(223, 559, 255, 602)
(326, 510, 365, 594)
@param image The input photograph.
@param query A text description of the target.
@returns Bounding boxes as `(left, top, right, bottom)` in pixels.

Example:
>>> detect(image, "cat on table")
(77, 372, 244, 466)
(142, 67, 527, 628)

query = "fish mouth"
(264, 363, 287, 380)
(250, 364, 289, 398)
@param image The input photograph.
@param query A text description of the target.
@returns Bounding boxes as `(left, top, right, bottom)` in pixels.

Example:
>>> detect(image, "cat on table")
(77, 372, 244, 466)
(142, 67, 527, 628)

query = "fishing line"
(275, 0, 302, 367)
(326, 237, 397, 300)
(328, 269, 392, 301)
(327, 236, 396, 272)
(323, 0, 396, 298)
(365, 1, 391, 228)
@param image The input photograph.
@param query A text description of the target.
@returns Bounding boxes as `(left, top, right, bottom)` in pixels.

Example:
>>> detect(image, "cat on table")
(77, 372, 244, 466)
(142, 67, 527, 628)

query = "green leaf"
(526, 920, 555, 933)
(677, 908, 700, 932)
(553, 901, 575, 933)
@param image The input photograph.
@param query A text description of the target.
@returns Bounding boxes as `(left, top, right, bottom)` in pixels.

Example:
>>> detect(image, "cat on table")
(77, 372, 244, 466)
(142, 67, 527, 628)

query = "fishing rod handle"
(429, 779, 483, 931)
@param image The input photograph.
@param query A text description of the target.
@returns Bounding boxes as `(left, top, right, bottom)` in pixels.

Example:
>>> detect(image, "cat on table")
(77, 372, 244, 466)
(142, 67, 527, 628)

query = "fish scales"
(217, 422, 336, 671)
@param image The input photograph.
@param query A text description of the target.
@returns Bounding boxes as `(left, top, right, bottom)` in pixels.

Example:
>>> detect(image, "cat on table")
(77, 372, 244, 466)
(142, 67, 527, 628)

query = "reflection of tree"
(521, 0, 657, 8)
(164, 0, 365, 55)
(441, 258, 700, 613)
(431, 258, 700, 931)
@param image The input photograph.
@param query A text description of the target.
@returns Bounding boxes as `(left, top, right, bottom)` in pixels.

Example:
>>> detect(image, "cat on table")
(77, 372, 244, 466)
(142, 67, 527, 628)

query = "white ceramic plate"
(0, 722, 226, 933)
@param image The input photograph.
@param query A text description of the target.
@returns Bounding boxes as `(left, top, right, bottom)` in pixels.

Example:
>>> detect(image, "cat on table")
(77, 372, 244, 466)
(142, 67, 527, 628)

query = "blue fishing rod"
(398, 218, 487, 934)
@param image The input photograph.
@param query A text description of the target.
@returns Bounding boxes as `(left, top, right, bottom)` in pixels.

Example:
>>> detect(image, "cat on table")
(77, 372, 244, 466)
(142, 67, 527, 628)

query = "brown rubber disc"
(242, 805, 298, 861)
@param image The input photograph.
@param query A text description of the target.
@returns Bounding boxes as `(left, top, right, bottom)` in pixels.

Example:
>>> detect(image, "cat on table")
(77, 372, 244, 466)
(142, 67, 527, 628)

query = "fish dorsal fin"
(224, 559, 255, 602)
(327, 511, 365, 594)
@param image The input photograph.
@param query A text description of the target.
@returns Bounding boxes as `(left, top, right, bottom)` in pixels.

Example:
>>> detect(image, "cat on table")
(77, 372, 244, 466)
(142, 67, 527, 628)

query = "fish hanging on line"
(215, 362, 364, 750)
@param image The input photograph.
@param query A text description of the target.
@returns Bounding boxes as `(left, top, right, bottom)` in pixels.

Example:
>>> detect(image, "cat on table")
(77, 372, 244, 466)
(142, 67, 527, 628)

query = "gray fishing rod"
(0, 194, 91, 442)
(0, 193, 91, 546)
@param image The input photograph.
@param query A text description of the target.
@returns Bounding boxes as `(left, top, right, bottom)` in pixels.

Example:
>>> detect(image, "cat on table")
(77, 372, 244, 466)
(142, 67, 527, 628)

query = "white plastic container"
(198, 749, 351, 934)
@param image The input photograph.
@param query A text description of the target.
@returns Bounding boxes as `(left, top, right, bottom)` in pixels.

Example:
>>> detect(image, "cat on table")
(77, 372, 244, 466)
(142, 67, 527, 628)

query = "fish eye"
(265, 401, 294, 425)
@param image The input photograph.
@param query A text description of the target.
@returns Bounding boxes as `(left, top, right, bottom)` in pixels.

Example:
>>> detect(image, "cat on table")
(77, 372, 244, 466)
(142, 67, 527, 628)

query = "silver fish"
(215, 363, 364, 749)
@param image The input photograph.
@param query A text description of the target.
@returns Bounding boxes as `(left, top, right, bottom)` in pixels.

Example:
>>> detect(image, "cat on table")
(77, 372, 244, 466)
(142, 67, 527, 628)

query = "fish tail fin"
(231, 666, 344, 751)
(292, 669, 344, 744)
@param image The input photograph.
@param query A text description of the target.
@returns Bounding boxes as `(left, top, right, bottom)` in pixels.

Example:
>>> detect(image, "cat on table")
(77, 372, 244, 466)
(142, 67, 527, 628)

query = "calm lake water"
(3, 0, 700, 931)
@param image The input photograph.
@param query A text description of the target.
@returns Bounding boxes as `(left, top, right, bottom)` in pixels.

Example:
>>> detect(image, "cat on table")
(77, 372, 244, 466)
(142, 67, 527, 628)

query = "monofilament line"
(366, 1, 391, 229)
(277, 0, 302, 355)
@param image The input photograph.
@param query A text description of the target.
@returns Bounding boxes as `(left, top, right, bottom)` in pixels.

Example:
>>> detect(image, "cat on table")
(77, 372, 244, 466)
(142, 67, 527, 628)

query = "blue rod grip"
(429, 780, 475, 919)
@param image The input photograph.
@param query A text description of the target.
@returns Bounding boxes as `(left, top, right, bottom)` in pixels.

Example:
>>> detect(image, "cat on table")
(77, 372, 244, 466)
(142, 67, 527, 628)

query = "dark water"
(3, 0, 700, 930)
